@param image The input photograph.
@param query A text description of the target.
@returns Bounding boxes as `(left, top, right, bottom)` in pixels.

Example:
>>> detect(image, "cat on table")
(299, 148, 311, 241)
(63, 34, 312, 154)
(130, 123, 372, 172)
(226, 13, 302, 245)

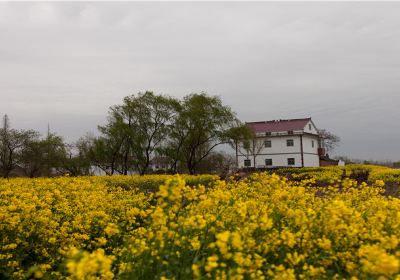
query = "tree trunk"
(123, 150, 129, 175)
(187, 160, 196, 175)
(252, 138, 256, 168)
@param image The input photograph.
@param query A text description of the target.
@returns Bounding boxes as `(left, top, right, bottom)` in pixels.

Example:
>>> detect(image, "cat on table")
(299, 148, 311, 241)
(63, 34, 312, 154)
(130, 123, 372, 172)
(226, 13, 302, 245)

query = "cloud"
(0, 2, 400, 160)
(79, 4, 99, 27)
(28, 3, 59, 25)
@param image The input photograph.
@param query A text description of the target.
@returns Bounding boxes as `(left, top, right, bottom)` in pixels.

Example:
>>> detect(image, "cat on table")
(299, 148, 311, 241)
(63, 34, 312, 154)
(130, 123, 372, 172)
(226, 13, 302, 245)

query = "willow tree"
(168, 93, 242, 175)
(105, 91, 179, 175)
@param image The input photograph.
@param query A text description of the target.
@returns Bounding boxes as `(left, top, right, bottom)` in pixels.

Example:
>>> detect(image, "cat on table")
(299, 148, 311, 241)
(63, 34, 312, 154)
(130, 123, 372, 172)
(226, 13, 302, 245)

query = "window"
(312, 140, 314, 148)
(265, 159, 273, 166)
(288, 158, 295, 165)
(309, 124, 312, 130)
(265, 132, 272, 136)
(287, 139, 294, 146)
(288, 130, 294, 135)
(244, 159, 251, 167)
(264, 140, 271, 148)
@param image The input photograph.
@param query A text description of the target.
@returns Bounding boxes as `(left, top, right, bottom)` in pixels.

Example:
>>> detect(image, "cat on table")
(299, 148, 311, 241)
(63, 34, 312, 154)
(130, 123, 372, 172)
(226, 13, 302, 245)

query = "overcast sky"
(1, 2, 400, 161)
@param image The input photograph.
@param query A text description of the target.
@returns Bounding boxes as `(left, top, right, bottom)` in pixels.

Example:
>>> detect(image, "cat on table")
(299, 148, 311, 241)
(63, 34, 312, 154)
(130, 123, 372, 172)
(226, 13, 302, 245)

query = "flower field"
(1, 166, 400, 279)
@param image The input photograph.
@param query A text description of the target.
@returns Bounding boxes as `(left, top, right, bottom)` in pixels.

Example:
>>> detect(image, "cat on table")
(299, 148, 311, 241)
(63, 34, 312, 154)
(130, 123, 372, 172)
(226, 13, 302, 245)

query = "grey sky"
(1, 2, 400, 161)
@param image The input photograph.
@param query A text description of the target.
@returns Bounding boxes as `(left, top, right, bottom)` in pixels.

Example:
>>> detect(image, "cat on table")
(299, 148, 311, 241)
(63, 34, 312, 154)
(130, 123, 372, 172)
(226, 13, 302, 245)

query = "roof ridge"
(246, 117, 311, 124)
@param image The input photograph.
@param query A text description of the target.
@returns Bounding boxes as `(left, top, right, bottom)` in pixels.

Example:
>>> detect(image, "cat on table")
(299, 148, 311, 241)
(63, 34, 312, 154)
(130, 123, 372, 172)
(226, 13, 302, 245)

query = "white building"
(237, 118, 322, 168)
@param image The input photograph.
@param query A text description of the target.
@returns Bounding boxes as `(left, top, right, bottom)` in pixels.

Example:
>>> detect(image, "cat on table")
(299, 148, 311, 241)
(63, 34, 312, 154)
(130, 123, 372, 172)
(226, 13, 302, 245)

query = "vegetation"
(94, 92, 247, 175)
(2, 166, 400, 279)
(0, 92, 251, 177)
(268, 164, 400, 198)
(317, 129, 341, 154)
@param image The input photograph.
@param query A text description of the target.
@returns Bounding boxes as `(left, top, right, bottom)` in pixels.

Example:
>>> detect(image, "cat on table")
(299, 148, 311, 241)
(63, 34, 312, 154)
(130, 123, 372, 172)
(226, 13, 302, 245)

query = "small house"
(237, 117, 327, 168)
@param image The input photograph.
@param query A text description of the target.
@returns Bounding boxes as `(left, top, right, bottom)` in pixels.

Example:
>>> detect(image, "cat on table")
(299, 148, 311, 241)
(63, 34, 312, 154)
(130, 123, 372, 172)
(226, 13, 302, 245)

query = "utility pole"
(47, 123, 50, 176)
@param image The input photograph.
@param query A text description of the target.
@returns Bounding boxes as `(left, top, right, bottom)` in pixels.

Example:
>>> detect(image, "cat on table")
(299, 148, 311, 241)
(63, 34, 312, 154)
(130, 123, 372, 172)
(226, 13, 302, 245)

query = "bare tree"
(318, 129, 340, 153)
(233, 133, 265, 168)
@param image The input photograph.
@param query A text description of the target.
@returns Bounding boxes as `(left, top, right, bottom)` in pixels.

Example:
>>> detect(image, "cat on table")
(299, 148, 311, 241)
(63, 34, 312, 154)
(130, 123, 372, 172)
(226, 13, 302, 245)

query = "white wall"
(302, 135, 319, 154)
(303, 154, 320, 167)
(304, 120, 319, 135)
(255, 154, 303, 168)
(237, 134, 321, 168)
(302, 135, 320, 167)
(258, 135, 302, 154)
(238, 153, 318, 168)
(238, 154, 303, 168)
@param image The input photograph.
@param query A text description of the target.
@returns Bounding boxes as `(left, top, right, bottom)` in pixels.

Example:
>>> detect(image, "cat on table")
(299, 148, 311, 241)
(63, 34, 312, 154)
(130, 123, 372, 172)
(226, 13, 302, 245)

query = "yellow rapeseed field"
(1, 166, 400, 279)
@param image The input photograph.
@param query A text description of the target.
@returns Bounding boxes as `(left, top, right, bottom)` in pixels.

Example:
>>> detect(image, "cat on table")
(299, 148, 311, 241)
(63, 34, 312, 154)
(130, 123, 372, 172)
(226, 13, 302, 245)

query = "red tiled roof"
(246, 118, 312, 133)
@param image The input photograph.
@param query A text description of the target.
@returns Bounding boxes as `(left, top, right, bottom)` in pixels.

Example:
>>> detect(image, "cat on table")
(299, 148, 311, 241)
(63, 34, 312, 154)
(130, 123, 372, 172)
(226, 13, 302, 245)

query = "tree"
(93, 118, 130, 175)
(196, 151, 237, 178)
(0, 115, 38, 178)
(225, 124, 253, 168)
(161, 101, 187, 174)
(20, 133, 67, 177)
(107, 91, 179, 175)
(318, 129, 341, 153)
(63, 137, 93, 176)
(250, 137, 265, 168)
(169, 93, 241, 174)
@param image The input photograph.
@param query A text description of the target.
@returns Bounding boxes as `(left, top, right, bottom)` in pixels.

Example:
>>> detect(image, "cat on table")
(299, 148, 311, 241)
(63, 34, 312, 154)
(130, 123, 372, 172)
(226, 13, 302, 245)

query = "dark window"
(287, 139, 294, 146)
(264, 140, 271, 148)
(288, 130, 294, 135)
(244, 159, 251, 167)
(312, 140, 314, 148)
(288, 158, 295, 165)
(265, 132, 272, 136)
(265, 159, 273, 166)
(309, 124, 312, 130)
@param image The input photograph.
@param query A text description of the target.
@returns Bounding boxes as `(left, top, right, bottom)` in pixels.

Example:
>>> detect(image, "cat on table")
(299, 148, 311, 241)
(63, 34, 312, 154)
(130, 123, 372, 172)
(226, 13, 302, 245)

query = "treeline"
(0, 92, 250, 178)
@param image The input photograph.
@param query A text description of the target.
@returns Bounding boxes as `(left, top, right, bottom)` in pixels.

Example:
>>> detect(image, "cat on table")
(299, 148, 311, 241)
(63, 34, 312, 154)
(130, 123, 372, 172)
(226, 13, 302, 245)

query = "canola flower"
(1, 168, 400, 279)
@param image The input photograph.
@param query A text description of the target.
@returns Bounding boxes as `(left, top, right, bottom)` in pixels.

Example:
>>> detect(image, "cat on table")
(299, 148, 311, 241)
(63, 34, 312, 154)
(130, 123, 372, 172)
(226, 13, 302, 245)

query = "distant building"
(149, 156, 171, 172)
(236, 117, 331, 169)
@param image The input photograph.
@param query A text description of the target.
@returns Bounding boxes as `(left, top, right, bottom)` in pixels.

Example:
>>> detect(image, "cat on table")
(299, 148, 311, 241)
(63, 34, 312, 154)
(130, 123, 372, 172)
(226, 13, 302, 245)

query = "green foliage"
(63, 137, 93, 176)
(110, 91, 179, 175)
(168, 93, 240, 174)
(101, 174, 219, 193)
(92, 92, 245, 176)
(20, 133, 67, 177)
(0, 115, 39, 178)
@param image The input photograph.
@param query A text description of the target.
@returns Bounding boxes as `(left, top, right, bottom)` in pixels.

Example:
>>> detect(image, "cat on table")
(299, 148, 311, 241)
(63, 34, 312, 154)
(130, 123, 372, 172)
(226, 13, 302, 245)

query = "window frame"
(265, 158, 273, 166)
(287, 158, 295, 165)
(244, 159, 251, 167)
(264, 140, 272, 148)
(287, 139, 294, 147)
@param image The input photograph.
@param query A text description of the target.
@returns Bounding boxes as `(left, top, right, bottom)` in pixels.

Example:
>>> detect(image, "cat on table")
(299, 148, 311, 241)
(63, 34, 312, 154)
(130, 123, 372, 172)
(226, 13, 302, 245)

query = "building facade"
(237, 118, 322, 168)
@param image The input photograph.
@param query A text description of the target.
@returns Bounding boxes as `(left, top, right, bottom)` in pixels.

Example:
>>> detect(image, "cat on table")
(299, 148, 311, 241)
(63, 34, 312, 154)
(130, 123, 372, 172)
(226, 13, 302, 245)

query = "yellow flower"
(216, 231, 230, 243)
(205, 255, 219, 272)
(192, 264, 200, 278)
(358, 245, 399, 277)
(67, 248, 115, 280)
(317, 237, 332, 251)
(34, 270, 44, 278)
(190, 237, 201, 250)
(104, 223, 120, 237)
